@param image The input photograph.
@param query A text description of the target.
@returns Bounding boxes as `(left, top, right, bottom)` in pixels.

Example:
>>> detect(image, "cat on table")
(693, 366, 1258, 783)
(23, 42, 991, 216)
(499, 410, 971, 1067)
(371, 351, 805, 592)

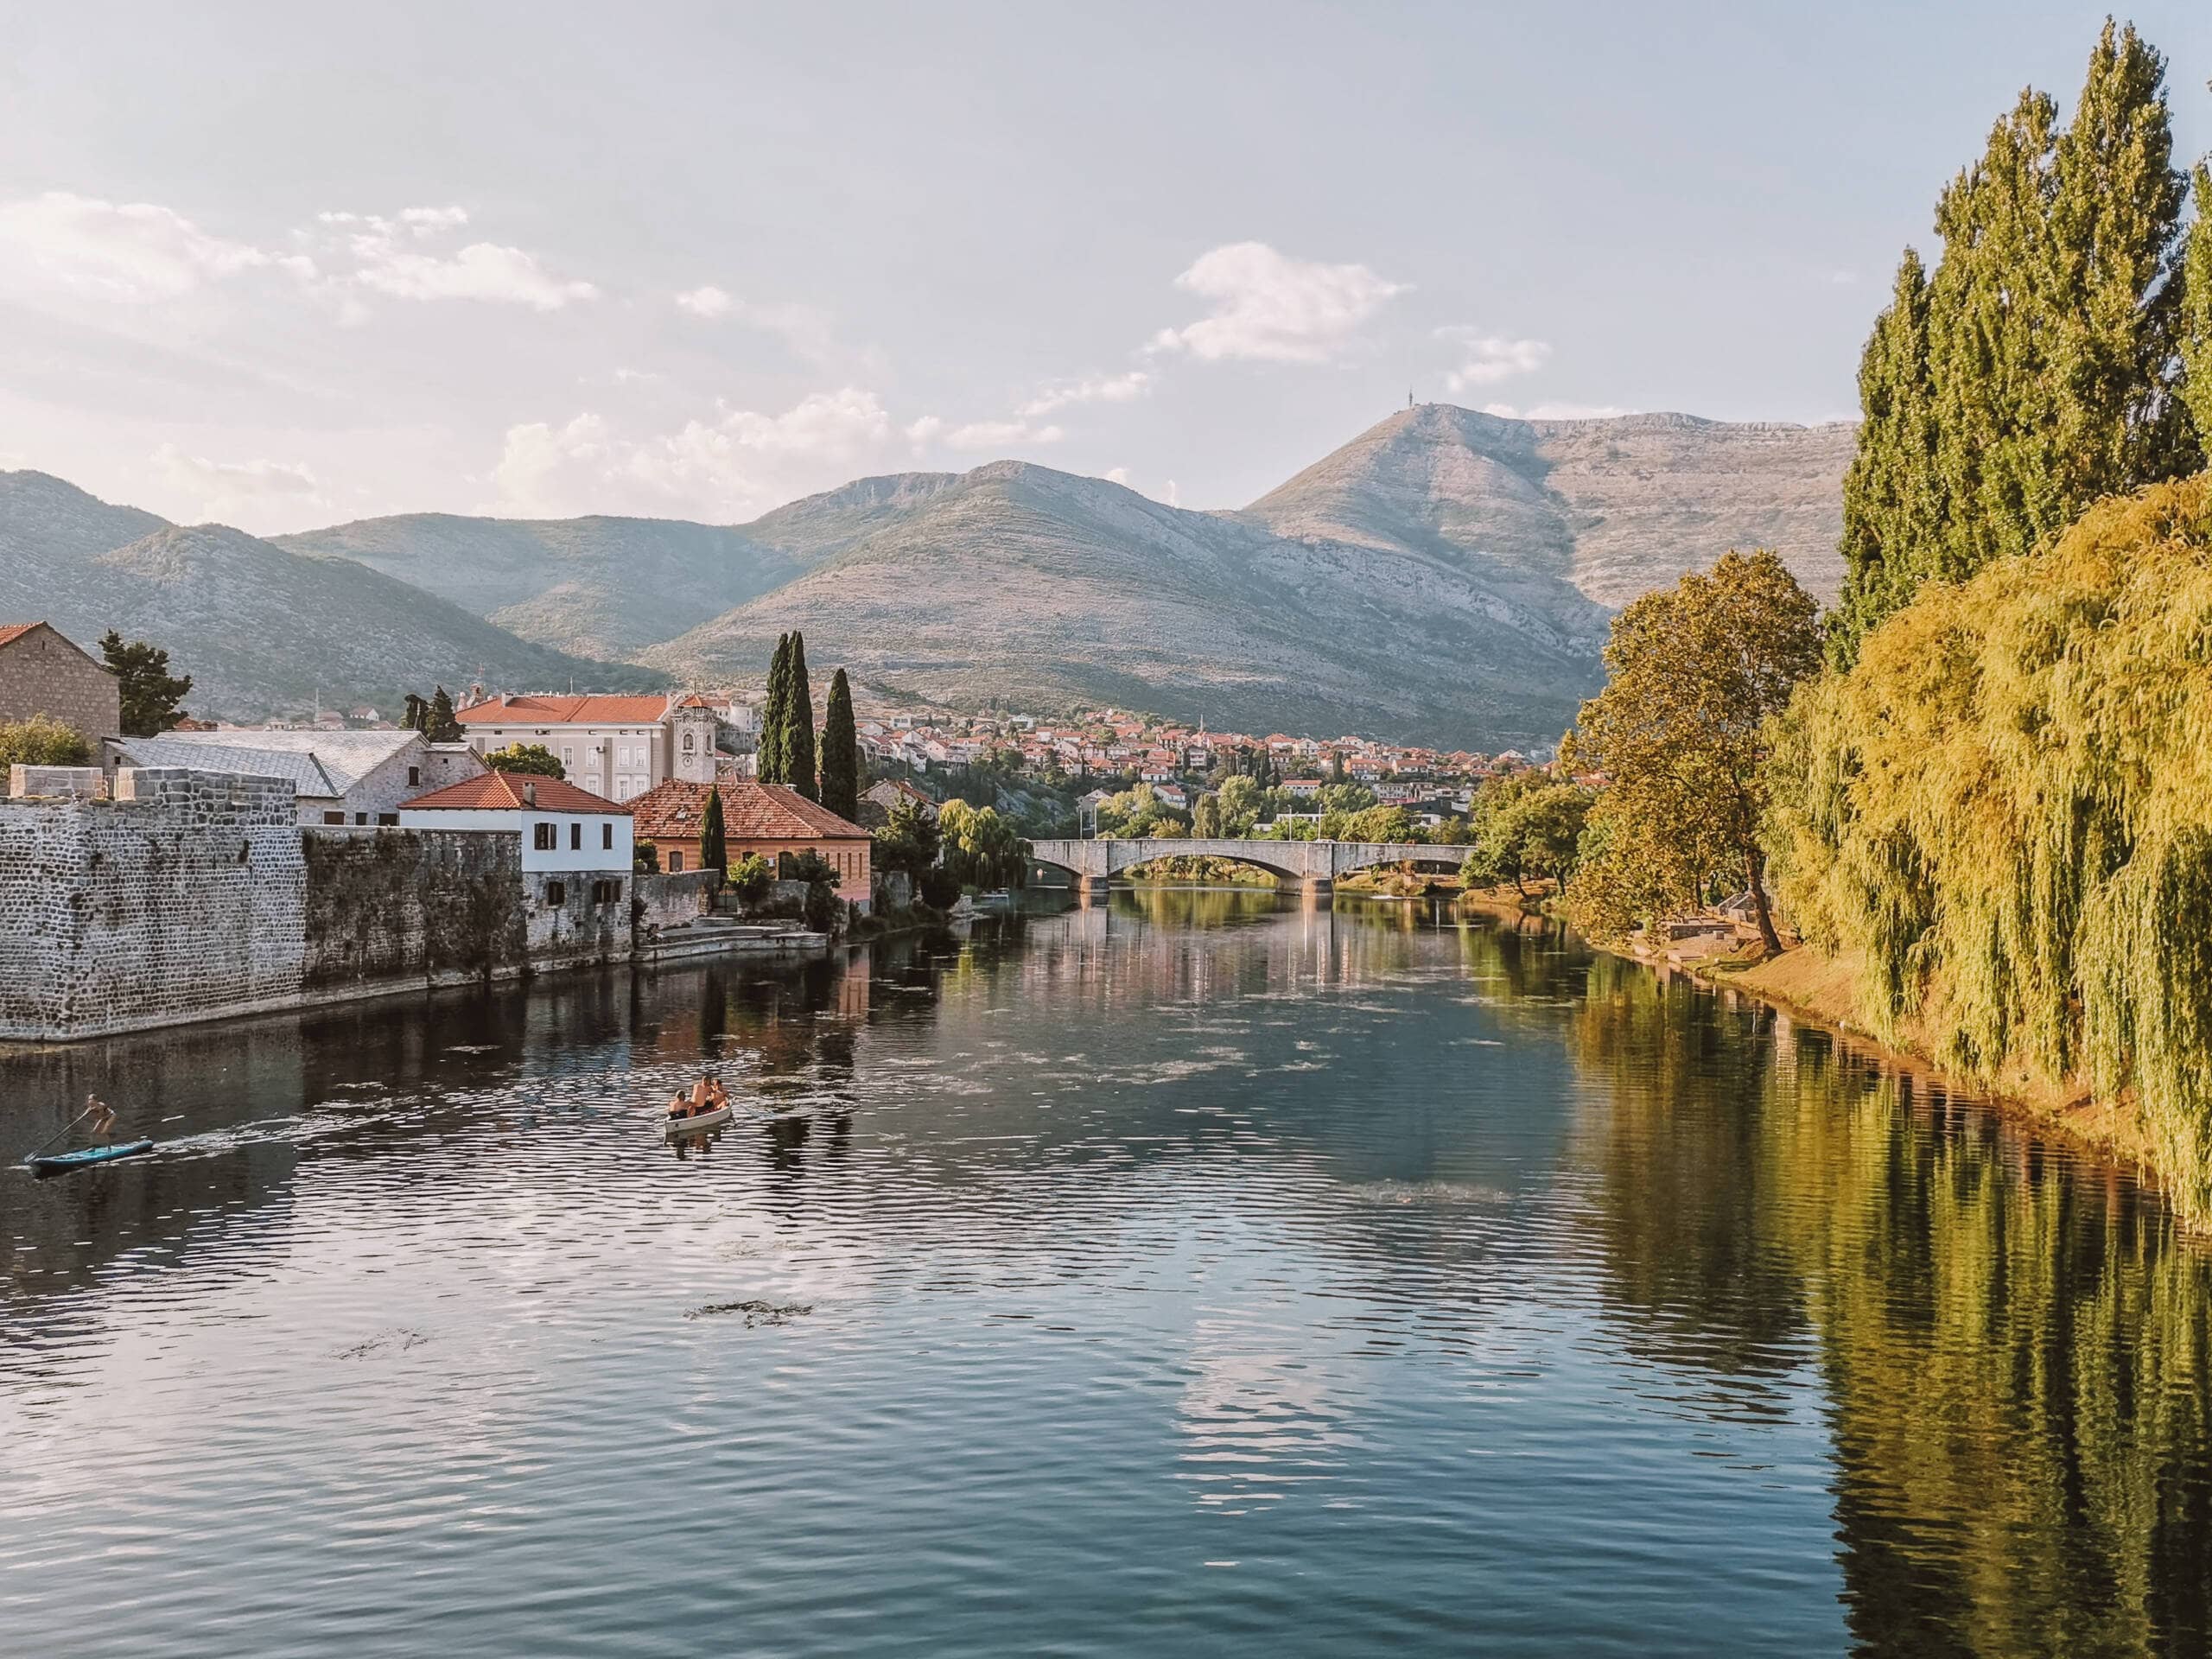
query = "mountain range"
(5, 404, 1852, 745)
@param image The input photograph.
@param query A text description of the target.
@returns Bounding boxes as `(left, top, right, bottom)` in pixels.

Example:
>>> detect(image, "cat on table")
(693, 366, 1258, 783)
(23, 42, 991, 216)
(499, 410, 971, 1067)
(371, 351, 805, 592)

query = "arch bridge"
(1028, 837, 1460, 896)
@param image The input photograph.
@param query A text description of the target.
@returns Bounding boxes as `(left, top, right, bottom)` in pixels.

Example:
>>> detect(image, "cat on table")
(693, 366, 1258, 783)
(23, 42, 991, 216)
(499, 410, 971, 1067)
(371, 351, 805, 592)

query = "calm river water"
(4, 892, 2210, 1656)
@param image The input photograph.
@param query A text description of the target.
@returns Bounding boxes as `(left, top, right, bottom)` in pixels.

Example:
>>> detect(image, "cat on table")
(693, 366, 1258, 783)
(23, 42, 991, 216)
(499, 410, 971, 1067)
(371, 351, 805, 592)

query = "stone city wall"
(0, 768, 308, 1040)
(634, 868, 717, 933)
(301, 828, 531, 993)
(0, 766, 640, 1041)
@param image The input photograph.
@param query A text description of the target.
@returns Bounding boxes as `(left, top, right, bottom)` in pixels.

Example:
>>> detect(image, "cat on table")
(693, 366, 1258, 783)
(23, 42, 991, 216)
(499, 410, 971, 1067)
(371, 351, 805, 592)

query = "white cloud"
(903, 415, 944, 447)
(352, 239, 596, 310)
(153, 442, 326, 523)
(0, 191, 267, 302)
(1104, 466, 1131, 486)
(1479, 401, 1634, 422)
(1437, 327, 1550, 392)
(1019, 369, 1153, 417)
(1148, 241, 1405, 364)
(492, 388, 898, 518)
(676, 284, 734, 318)
(941, 418, 1064, 451)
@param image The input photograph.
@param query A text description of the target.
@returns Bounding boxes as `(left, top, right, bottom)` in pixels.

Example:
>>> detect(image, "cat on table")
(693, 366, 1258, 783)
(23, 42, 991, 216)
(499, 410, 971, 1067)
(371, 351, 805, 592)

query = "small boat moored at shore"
(27, 1139, 156, 1177)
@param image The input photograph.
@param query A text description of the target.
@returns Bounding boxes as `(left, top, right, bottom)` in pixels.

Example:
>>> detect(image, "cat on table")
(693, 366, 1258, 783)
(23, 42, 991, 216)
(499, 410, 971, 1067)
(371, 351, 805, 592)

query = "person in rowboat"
(668, 1074, 728, 1120)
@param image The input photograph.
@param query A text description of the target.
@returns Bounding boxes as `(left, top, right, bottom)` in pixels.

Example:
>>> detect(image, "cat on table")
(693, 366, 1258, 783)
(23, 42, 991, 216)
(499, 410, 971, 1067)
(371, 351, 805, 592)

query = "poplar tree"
(819, 668, 860, 821)
(1829, 22, 2192, 663)
(758, 634, 791, 785)
(2183, 163, 2212, 448)
(785, 632, 817, 801)
(1830, 250, 1942, 667)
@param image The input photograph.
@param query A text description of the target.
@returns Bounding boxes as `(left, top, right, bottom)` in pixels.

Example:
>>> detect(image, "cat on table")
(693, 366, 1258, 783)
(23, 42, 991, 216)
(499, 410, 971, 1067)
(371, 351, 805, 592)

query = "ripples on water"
(3, 892, 2210, 1657)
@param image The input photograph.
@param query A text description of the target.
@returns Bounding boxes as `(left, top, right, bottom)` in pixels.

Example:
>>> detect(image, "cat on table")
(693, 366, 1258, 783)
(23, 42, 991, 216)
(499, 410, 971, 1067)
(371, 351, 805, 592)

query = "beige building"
(454, 693, 720, 803)
(0, 623, 120, 741)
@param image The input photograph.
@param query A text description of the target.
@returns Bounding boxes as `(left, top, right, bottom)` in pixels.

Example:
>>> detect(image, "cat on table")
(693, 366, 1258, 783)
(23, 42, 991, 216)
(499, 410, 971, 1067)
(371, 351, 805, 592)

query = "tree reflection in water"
(1568, 950, 2212, 1655)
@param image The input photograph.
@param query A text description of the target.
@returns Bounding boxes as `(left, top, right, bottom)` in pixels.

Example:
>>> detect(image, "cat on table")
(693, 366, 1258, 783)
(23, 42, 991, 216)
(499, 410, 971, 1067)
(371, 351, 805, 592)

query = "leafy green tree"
(99, 630, 192, 736)
(633, 839, 660, 874)
(871, 797, 942, 880)
(0, 715, 91, 767)
(698, 785, 727, 874)
(425, 685, 462, 742)
(1328, 749, 1346, 785)
(1573, 550, 1822, 950)
(1343, 804, 1414, 842)
(1192, 791, 1223, 837)
(1214, 775, 1264, 836)
(482, 742, 563, 779)
(1317, 782, 1376, 816)
(819, 667, 860, 821)
(784, 632, 817, 800)
(401, 692, 429, 733)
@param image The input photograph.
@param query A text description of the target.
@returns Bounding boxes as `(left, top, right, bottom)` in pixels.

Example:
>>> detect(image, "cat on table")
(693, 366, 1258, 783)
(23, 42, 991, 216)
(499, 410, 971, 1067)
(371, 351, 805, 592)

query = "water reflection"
(2, 893, 2209, 1656)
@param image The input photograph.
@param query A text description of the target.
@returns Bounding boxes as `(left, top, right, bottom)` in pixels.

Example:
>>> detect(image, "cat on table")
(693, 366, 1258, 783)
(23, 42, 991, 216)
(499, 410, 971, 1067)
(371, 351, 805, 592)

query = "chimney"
(522, 780, 537, 808)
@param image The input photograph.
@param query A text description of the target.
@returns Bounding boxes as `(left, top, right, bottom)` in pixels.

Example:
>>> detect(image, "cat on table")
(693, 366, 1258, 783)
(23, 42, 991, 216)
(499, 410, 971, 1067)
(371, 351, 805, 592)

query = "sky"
(1, 0, 2208, 534)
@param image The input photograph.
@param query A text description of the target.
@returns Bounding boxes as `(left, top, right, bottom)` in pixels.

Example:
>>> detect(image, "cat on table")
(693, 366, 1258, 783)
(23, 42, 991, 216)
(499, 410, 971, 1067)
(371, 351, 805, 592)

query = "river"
(4, 892, 2209, 1656)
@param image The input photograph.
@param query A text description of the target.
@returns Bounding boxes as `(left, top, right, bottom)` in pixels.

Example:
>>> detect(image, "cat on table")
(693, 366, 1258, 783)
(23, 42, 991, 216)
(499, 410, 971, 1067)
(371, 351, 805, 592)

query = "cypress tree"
(758, 634, 791, 785)
(785, 632, 817, 800)
(819, 668, 860, 822)
(699, 785, 727, 874)
(2182, 163, 2212, 450)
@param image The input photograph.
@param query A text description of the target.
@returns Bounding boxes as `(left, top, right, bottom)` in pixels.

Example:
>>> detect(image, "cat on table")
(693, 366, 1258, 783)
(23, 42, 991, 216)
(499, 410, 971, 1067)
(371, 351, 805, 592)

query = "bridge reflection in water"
(1027, 836, 1463, 897)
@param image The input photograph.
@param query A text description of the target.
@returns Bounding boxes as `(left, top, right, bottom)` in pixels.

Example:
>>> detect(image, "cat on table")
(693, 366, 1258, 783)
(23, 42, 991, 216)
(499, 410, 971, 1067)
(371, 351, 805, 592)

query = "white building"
(105, 729, 482, 827)
(454, 693, 720, 802)
(398, 771, 634, 950)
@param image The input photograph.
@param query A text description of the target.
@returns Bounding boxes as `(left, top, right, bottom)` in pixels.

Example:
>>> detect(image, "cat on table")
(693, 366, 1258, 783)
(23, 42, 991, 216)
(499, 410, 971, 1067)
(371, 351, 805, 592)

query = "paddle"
(23, 1096, 117, 1160)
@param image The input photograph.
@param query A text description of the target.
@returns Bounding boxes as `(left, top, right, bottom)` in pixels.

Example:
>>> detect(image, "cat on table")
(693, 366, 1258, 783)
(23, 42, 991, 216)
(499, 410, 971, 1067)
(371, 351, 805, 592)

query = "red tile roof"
(629, 779, 868, 842)
(404, 771, 629, 813)
(0, 623, 39, 650)
(455, 694, 674, 726)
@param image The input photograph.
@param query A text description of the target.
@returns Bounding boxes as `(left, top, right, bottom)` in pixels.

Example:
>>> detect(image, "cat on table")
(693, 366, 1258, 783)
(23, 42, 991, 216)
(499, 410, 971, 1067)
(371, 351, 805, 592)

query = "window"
(682, 731, 696, 752)
(590, 879, 620, 905)
(668, 850, 684, 874)
(323, 810, 346, 825)
(562, 746, 575, 767)
(533, 823, 557, 851)
(355, 812, 368, 825)
(376, 812, 398, 827)
(407, 766, 420, 786)
(569, 822, 582, 851)
(601, 823, 613, 850)
(544, 880, 566, 906)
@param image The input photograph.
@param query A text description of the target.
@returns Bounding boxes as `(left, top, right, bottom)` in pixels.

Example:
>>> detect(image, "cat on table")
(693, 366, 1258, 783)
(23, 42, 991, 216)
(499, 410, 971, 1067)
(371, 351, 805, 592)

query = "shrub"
(0, 715, 92, 769)
(728, 853, 773, 902)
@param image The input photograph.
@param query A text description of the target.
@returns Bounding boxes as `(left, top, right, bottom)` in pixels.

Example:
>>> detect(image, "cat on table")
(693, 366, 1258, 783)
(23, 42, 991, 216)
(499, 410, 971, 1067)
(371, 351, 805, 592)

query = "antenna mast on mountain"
(1407, 389, 1414, 410)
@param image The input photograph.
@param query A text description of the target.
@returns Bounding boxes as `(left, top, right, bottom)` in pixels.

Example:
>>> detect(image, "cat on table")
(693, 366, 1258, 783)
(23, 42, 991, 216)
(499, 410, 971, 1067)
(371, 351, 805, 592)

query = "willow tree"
(1571, 550, 1821, 952)
(784, 632, 817, 801)
(1766, 474, 2212, 1225)
(1831, 22, 2194, 661)
(818, 667, 860, 821)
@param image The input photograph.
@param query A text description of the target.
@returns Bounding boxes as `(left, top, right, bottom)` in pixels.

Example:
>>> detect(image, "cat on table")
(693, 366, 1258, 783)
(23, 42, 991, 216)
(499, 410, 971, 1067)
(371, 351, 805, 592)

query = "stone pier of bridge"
(1027, 836, 1455, 899)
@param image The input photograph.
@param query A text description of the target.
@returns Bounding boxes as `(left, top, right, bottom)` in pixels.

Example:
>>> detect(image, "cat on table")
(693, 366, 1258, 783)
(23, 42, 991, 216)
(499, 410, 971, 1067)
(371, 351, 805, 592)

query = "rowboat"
(664, 1104, 733, 1137)
(26, 1139, 155, 1176)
